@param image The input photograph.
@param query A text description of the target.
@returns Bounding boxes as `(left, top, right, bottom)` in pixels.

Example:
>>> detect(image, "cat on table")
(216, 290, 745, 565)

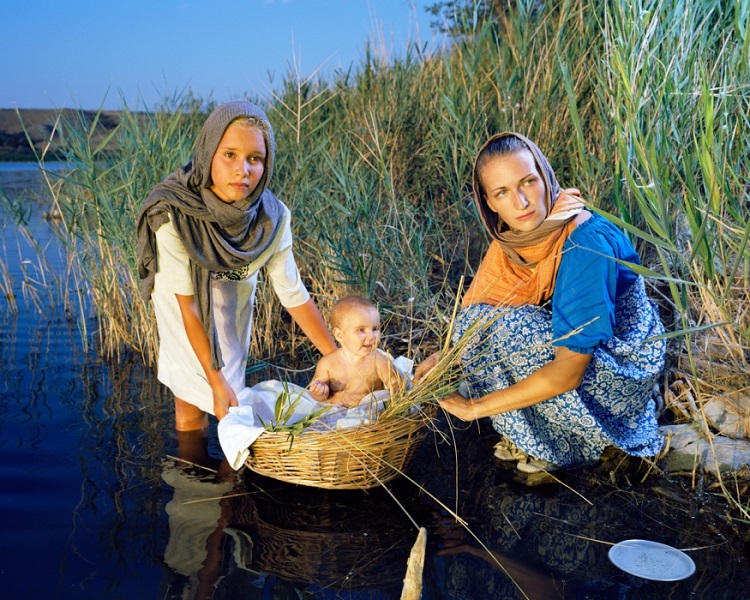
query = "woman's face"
(479, 149, 548, 233)
(210, 123, 266, 203)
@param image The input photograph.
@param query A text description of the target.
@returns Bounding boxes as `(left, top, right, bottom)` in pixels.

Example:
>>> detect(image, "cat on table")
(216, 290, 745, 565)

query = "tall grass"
(0, 184, 70, 318)
(578, 0, 750, 375)
(14, 94, 211, 360)
(5, 0, 747, 475)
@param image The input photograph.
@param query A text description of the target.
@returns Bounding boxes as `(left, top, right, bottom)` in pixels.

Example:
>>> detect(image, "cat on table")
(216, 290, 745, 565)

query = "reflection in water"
(1, 161, 178, 595)
(161, 459, 236, 597)
(159, 444, 418, 599)
(230, 478, 413, 592)
(412, 416, 747, 599)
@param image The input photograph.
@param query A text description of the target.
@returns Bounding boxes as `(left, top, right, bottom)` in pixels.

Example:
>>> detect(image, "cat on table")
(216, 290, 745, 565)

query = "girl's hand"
(174, 293, 239, 421)
(439, 392, 480, 422)
(209, 373, 238, 421)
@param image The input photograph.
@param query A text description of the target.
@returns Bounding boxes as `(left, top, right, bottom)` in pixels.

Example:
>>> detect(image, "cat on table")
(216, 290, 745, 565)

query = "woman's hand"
(413, 352, 440, 384)
(438, 347, 594, 419)
(439, 392, 480, 422)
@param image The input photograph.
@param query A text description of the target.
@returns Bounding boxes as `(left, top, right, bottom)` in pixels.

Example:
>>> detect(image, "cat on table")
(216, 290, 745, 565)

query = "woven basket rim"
(262, 403, 434, 435)
(245, 405, 436, 489)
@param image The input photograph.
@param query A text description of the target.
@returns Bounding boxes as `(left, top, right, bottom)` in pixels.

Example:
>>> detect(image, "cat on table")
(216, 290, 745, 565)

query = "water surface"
(0, 163, 746, 599)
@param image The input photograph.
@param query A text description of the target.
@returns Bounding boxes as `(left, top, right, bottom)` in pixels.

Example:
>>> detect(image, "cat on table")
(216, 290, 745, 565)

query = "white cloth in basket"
(218, 356, 413, 470)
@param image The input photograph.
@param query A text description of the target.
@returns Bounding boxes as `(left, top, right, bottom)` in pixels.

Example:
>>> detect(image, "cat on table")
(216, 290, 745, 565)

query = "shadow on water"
(0, 163, 748, 599)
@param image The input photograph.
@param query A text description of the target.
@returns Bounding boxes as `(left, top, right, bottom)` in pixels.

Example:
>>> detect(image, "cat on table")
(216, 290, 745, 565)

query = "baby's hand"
(308, 380, 330, 401)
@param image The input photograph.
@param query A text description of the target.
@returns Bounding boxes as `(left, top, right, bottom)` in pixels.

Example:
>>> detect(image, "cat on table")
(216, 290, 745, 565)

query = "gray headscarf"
(137, 100, 284, 369)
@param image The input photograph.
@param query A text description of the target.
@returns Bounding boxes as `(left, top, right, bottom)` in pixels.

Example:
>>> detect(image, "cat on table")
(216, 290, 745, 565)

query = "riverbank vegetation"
(3, 0, 748, 514)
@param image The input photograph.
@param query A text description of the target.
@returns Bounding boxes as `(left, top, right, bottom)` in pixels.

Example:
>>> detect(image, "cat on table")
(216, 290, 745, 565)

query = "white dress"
(150, 205, 309, 413)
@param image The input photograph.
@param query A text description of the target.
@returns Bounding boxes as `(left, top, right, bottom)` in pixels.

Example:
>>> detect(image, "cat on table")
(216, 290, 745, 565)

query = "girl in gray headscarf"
(137, 100, 336, 434)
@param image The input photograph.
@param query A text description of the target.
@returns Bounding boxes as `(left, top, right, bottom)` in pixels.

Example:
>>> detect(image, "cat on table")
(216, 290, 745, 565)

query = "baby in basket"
(308, 295, 406, 407)
(218, 295, 410, 469)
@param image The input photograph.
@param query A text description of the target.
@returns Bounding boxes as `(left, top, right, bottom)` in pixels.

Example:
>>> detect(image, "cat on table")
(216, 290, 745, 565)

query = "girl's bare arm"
(286, 298, 337, 355)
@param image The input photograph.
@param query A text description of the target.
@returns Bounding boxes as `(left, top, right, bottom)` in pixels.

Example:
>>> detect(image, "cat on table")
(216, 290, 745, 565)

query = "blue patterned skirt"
(453, 277, 665, 467)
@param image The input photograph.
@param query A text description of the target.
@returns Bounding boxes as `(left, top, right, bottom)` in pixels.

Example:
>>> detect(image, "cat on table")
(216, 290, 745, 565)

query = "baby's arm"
(308, 357, 332, 402)
(376, 351, 407, 396)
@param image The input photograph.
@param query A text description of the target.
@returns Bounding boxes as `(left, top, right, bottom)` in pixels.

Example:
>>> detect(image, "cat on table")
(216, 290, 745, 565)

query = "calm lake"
(0, 162, 747, 599)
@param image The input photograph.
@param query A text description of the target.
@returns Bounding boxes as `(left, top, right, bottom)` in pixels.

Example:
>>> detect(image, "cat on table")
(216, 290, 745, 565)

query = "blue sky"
(1, 0, 441, 111)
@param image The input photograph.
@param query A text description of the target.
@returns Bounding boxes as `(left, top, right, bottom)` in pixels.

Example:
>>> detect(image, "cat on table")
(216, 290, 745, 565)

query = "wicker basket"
(245, 406, 435, 489)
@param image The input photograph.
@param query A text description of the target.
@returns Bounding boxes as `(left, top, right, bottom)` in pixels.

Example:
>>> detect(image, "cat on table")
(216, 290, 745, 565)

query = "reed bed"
(1, 0, 748, 508)
(0, 247, 17, 314)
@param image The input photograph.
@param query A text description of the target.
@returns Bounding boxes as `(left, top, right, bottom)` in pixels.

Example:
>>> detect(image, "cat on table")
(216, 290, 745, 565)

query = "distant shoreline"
(0, 108, 121, 162)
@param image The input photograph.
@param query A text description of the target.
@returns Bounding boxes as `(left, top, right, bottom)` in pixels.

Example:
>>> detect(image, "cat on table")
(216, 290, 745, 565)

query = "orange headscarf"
(462, 133, 585, 307)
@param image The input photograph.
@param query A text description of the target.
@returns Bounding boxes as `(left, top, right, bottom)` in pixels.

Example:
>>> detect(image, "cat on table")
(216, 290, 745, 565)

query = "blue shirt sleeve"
(551, 214, 640, 353)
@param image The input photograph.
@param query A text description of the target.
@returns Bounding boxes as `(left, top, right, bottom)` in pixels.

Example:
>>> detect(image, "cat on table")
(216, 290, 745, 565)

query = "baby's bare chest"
(330, 361, 383, 393)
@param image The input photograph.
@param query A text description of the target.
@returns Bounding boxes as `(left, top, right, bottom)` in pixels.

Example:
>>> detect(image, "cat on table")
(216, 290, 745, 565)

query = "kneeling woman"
(428, 132, 665, 473)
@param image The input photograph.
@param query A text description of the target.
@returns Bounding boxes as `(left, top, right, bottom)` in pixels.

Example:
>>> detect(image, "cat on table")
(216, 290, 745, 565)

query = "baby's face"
(334, 307, 381, 357)
(209, 123, 266, 203)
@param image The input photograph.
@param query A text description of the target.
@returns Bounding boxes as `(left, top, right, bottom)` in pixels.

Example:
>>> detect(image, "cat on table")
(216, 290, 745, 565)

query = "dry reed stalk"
(691, 283, 749, 368)
(0, 253, 17, 314)
(400, 527, 426, 600)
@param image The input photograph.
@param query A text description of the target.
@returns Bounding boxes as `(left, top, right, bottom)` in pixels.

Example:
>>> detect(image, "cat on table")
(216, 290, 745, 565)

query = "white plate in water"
(608, 539, 696, 581)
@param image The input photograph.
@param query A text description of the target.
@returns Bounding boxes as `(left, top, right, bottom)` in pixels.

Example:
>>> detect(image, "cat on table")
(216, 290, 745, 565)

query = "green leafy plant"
(256, 382, 333, 449)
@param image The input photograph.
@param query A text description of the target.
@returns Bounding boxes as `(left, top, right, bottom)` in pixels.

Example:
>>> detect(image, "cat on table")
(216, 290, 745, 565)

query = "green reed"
(558, 0, 748, 513)
(577, 0, 749, 365)
(13, 95, 211, 361)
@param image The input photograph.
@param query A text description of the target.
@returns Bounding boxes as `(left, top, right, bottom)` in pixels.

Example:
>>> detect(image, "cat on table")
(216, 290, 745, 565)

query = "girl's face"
(210, 123, 266, 203)
(479, 149, 548, 233)
(334, 307, 381, 357)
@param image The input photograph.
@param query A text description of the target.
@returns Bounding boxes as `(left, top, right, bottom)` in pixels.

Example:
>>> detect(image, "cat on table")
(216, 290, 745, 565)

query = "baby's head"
(330, 295, 381, 356)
